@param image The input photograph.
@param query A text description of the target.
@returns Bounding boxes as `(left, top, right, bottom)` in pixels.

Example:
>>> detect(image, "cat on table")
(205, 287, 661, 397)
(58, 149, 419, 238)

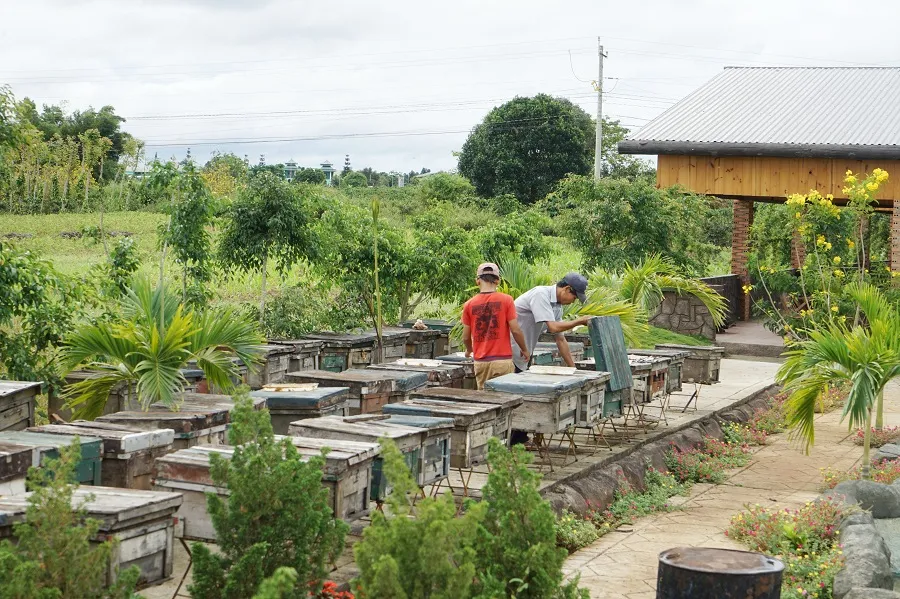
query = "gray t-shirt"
(511, 285, 563, 371)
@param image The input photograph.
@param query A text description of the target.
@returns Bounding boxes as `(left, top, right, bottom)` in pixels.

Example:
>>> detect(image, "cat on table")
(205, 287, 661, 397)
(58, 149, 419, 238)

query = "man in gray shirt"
(511, 272, 593, 372)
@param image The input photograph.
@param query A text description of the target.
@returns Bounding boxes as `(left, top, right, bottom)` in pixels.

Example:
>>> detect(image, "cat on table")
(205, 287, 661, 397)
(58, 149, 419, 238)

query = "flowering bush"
(820, 460, 900, 490)
(313, 581, 354, 599)
(555, 510, 599, 553)
(664, 437, 751, 484)
(586, 469, 688, 534)
(853, 426, 900, 448)
(751, 393, 788, 434)
(723, 422, 768, 447)
(726, 499, 848, 599)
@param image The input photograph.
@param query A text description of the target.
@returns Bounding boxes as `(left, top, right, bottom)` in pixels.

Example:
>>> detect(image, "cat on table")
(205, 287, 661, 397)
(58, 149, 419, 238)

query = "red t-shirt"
(461, 292, 517, 361)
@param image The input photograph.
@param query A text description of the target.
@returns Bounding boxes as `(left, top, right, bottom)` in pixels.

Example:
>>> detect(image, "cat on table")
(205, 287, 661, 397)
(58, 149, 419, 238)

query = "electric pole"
(594, 38, 607, 179)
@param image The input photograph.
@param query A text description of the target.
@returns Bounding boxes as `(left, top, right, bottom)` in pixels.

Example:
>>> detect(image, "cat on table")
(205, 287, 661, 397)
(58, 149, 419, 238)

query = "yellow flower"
(834, 270, 845, 278)
(831, 305, 839, 312)
(816, 235, 826, 247)
(795, 211, 802, 219)
(845, 175, 858, 185)
(847, 238, 855, 249)
(825, 242, 833, 251)
(833, 256, 841, 264)
(846, 169, 853, 176)
(866, 182, 879, 192)
(893, 271, 900, 279)
(742, 284, 753, 294)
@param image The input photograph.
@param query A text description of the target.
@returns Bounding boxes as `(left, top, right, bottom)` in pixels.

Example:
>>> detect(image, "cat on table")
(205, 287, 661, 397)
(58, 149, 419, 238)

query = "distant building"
(321, 161, 336, 186)
(283, 160, 298, 181)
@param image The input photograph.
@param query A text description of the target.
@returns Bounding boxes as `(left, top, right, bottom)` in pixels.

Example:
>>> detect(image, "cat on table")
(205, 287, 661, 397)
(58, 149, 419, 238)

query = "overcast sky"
(2, 0, 898, 173)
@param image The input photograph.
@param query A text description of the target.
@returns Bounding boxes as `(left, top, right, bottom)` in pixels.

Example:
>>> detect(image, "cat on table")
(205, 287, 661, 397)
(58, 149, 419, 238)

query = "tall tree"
(458, 94, 595, 204)
(218, 171, 319, 322)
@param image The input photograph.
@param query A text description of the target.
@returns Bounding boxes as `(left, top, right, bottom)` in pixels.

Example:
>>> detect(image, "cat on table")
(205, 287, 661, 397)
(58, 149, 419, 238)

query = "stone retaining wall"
(650, 291, 718, 342)
(541, 387, 775, 514)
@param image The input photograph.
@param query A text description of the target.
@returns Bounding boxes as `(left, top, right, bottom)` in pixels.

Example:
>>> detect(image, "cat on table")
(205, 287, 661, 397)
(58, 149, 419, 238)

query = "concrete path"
(718, 320, 785, 358)
(562, 382, 900, 599)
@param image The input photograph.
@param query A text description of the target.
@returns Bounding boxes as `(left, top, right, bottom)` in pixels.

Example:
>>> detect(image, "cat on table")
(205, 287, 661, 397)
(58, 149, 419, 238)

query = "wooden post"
(730, 199, 755, 321)
(890, 200, 900, 274)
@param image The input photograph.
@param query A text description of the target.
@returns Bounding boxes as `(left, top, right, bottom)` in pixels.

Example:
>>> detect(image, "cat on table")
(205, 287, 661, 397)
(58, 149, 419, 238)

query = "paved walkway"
(562, 382, 900, 599)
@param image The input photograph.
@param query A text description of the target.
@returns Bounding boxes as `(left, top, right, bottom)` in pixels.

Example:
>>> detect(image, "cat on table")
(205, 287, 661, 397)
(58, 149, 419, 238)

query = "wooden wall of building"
(657, 155, 900, 204)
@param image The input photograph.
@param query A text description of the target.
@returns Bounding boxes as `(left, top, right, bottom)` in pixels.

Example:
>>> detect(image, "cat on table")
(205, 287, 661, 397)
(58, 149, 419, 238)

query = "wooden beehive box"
(269, 339, 323, 372)
(383, 398, 507, 469)
(368, 360, 466, 389)
(531, 347, 557, 366)
(302, 332, 380, 372)
(656, 344, 724, 385)
(49, 372, 138, 422)
(432, 353, 476, 389)
(152, 438, 379, 541)
(629, 355, 671, 402)
(376, 415, 453, 486)
(628, 348, 690, 392)
(0, 442, 34, 496)
(288, 415, 427, 499)
(408, 386, 523, 447)
(484, 373, 582, 435)
(249, 385, 350, 434)
(247, 344, 295, 389)
(359, 328, 410, 363)
(0, 431, 102, 486)
(27, 422, 175, 490)
(586, 316, 634, 418)
(528, 365, 611, 427)
(180, 368, 206, 392)
(96, 393, 265, 449)
(384, 326, 441, 360)
(0, 487, 182, 586)
(535, 341, 586, 364)
(285, 369, 426, 415)
(541, 331, 593, 358)
(627, 357, 654, 405)
(187, 358, 250, 394)
(574, 358, 627, 417)
(401, 319, 458, 356)
(0, 381, 40, 433)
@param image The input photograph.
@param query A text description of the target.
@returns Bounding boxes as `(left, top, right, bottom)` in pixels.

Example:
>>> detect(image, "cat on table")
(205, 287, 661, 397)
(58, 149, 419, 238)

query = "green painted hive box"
(0, 430, 102, 486)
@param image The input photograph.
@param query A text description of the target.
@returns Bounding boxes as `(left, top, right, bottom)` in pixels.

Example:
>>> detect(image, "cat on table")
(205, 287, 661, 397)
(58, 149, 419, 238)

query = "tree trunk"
(862, 407, 874, 480)
(876, 389, 885, 431)
(183, 262, 188, 305)
(259, 255, 268, 326)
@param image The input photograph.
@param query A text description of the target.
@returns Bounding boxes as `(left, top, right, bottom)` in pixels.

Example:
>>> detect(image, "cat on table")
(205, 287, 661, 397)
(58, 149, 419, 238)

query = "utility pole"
(594, 38, 607, 179)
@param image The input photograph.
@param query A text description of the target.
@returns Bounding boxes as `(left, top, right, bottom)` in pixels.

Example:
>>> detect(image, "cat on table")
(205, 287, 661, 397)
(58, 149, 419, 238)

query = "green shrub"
(189, 389, 348, 599)
(0, 441, 140, 599)
(555, 510, 598, 553)
(353, 439, 485, 599)
(475, 440, 588, 599)
(588, 468, 687, 533)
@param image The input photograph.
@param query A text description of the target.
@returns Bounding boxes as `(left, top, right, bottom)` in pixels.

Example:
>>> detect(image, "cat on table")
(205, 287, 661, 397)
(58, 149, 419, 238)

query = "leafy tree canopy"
(292, 167, 326, 185)
(341, 171, 369, 188)
(458, 94, 595, 204)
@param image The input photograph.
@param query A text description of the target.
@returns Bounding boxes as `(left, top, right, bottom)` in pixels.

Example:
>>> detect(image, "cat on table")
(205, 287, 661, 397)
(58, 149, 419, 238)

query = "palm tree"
(61, 278, 266, 420)
(584, 255, 727, 332)
(777, 282, 900, 477)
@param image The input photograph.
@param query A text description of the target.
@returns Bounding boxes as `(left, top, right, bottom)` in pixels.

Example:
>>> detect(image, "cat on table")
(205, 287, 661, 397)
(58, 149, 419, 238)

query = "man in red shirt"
(461, 263, 530, 389)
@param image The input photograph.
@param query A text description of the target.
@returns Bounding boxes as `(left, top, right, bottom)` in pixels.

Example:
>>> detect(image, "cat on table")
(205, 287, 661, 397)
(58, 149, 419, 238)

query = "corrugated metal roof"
(624, 67, 900, 149)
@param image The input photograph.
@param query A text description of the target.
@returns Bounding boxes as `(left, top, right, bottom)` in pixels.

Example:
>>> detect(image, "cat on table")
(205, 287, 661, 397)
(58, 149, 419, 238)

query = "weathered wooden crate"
(656, 344, 724, 385)
(269, 339, 323, 372)
(531, 347, 557, 366)
(384, 398, 507, 469)
(0, 487, 182, 586)
(359, 328, 410, 363)
(528, 365, 610, 426)
(376, 415, 453, 486)
(408, 387, 523, 447)
(188, 358, 249, 393)
(153, 438, 378, 541)
(368, 360, 466, 389)
(249, 385, 350, 434)
(628, 348, 690, 392)
(285, 369, 426, 415)
(541, 331, 593, 358)
(0, 431, 102, 486)
(627, 358, 654, 405)
(433, 353, 476, 389)
(401, 319, 459, 356)
(384, 326, 441, 360)
(484, 373, 582, 435)
(97, 393, 265, 449)
(629, 355, 671, 402)
(535, 341, 585, 364)
(27, 422, 175, 490)
(288, 415, 427, 499)
(180, 368, 206, 392)
(0, 381, 39, 432)
(50, 373, 138, 422)
(302, 332, 379, 372)
(0, 442, 34, 496)
(574, 358, 626, 417)
(247, 344, 295, 389)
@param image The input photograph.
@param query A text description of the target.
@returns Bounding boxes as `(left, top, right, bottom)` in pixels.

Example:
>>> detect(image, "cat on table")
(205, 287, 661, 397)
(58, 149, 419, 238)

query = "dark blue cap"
(561, 272, 588, 303)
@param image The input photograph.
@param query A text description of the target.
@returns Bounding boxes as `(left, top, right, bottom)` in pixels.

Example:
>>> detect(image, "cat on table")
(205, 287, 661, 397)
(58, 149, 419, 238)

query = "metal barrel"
(656, 547, 784, 599)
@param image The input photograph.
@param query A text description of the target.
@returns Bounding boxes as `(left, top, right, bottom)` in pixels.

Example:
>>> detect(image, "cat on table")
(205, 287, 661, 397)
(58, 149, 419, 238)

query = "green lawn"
(640, 326, 713, 348)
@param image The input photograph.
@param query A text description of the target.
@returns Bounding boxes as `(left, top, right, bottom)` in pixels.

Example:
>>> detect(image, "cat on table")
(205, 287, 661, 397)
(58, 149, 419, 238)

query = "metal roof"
(619, 67, 900, 159)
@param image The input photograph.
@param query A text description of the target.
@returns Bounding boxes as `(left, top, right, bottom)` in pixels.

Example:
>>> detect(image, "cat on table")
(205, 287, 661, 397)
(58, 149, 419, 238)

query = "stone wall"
(650, 291, 717, 342)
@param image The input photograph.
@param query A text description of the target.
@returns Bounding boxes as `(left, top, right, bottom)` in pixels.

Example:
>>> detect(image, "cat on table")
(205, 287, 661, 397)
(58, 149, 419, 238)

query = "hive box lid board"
(527, 366, 611, 384)
(382, 414, 455, 431)
(250, 387, 350, 409)
(383, 398, 501, 423)
(0, 486, 182, 531)
(0, 381, 42, 398)
(485, 373, 585, 398)
(289, 415, 427, 442)
(27, 422, 175, 454)
(628, 348, 692, 360)
(408, 387, 524, 410)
